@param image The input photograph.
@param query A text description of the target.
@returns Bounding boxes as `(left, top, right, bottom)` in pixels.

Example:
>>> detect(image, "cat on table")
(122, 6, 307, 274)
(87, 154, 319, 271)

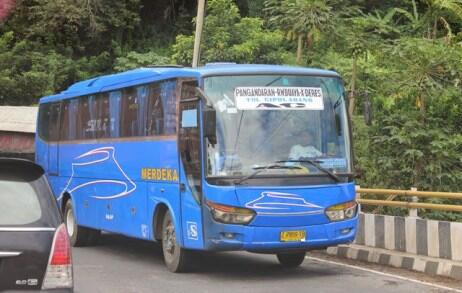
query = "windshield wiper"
(277, 160, 341, 183)
(235, 164, 302, 185)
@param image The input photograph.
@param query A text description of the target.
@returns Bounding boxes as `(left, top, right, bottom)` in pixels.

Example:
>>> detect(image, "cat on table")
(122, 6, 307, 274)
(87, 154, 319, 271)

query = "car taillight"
(42, 223, 73, 290)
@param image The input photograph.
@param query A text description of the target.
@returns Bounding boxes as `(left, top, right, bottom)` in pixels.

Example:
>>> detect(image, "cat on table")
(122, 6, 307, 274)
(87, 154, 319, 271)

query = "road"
(73, 234, 453, 293)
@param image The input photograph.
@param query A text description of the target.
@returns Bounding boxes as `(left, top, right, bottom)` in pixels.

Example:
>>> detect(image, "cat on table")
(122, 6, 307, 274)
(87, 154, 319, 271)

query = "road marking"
(306, 256, 462, 293)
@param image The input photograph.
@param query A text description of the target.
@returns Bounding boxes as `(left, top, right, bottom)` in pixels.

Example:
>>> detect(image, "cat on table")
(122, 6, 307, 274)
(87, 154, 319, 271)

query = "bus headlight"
(206, 200, 256, 225)
(325, 201, 358, 221)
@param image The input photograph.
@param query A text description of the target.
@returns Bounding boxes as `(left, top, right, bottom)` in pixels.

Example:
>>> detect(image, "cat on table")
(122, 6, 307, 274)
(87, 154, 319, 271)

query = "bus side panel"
(112, 140, 180, 240)
(111, 181, 148, 239)
(57, 139, 180, 237)
(65, 176, 103, 229)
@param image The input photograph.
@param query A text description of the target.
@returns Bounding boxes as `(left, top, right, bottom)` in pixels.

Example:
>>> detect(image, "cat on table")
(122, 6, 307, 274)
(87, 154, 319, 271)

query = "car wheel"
(161, 210, 190, 272)
(64, 200, 99, 247)
(276, 252, 306, 268)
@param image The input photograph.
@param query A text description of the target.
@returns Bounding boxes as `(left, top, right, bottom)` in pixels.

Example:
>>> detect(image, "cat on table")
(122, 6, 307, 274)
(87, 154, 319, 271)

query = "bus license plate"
(280, 230, 306, 242)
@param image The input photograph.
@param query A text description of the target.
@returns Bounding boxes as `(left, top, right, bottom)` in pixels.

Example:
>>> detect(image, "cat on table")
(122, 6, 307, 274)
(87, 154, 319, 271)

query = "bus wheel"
(276, 252, 306, 268)
(161, 210, 190, 272)
(64, 200, 99, 247)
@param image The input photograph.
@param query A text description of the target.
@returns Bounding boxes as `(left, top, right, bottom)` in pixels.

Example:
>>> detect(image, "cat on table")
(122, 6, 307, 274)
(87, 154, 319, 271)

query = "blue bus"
(36, 64, 358, 272)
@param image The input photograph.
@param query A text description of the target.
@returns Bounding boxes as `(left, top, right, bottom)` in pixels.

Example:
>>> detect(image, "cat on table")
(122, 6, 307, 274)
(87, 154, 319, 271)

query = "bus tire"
(64, 200, 94, 247)
(276, 252, 306, 268)
(161, 210, 190, 273)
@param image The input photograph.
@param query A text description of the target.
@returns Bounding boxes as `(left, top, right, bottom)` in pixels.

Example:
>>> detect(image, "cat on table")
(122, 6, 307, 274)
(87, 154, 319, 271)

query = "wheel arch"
(61, 192, 72, 214)
(152, 201, 183, 245)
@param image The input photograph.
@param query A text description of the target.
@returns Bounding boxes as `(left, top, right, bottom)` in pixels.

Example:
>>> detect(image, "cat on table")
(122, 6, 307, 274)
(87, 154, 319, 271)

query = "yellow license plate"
(280, 230, 306, 242)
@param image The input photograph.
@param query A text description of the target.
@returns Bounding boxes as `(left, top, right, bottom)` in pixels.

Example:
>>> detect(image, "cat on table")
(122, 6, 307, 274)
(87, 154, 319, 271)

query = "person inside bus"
(289, 129, 323, 160)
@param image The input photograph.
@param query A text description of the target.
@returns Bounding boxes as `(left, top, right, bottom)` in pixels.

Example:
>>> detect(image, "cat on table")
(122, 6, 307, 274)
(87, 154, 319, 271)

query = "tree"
(172, 0, 288, 65)
(0, 31, 110, 105)
(114, 51, 170, 71)
(3, 0, 141, 56)
(423, 0, 462, 39)
(343, 9, 400, 116)
(265, 0, 334, 64)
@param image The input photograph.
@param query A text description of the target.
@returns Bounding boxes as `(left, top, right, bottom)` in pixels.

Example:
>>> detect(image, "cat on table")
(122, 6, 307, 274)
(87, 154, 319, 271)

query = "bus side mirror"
(203, 107, 217, 145)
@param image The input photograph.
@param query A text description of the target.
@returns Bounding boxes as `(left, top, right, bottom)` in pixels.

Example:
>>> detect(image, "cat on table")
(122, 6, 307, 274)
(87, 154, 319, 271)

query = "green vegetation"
(1, 0, 461, 219)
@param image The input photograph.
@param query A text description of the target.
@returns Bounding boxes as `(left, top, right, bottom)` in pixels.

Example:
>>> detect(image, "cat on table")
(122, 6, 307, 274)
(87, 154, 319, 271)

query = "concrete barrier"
(327, 213, 462, 280)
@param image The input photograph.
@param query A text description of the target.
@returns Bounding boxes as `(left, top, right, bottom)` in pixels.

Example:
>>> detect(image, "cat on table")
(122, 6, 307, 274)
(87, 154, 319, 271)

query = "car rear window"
(0, 179, 42, 225)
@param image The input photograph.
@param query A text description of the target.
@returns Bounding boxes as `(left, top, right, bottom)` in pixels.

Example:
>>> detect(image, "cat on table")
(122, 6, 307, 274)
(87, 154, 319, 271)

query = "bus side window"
(63, 99, 79, 141)
(74, 97, 94, 140)
(108, 91, 121, 138)
(146, 82, 164, 136)
(97, 93, 110, 139)
(161, 80, 177, 135)
(38, 103, 60, 142)
(146, 79, 177, 136)
(38, 103, 51, 141)
(49, 103, 60, 141)
(60, 102, 68, 141)
(121, 87, 139, 137)
(136, 86, 148, 136)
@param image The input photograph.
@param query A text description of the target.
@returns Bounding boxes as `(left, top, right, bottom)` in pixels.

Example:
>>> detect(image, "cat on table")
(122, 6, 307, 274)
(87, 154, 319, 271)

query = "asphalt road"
(73, 234, 452, 293)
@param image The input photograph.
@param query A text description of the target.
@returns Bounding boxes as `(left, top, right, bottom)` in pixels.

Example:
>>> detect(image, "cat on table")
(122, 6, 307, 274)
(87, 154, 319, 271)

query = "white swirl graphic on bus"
(245, 191, 323, 215)
(59, 146, 136, 200)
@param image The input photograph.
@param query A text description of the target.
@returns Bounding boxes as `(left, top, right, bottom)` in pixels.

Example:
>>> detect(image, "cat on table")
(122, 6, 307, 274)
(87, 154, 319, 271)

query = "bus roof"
(39, 64, 340, 104)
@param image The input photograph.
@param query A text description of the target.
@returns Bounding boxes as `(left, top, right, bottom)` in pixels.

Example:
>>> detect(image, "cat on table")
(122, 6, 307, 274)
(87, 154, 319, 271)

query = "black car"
(0, 158, 73, 292)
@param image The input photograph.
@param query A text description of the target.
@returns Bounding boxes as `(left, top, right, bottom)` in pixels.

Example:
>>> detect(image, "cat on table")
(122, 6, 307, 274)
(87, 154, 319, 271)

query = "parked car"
(0, 158, 73, 292)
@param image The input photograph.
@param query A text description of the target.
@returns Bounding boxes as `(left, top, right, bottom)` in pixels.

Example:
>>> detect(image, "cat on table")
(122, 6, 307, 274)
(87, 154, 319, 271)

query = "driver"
(289, 129, 322, 160)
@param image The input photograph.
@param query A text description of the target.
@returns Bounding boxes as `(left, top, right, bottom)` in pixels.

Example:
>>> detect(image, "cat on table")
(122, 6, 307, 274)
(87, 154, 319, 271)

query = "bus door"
(178, 80, 204, 249)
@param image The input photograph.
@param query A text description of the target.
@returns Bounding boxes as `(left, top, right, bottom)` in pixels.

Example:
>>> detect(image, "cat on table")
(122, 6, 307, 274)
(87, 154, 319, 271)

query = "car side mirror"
(203, 106, 217, 145)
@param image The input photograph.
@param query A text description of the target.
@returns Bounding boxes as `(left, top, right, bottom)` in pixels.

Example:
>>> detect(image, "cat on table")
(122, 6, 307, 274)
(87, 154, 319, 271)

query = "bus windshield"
(204, 75, 352, 179)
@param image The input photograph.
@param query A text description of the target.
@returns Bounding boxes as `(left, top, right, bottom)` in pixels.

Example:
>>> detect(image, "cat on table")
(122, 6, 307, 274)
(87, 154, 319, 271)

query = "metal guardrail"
(356, 186, 462, 214)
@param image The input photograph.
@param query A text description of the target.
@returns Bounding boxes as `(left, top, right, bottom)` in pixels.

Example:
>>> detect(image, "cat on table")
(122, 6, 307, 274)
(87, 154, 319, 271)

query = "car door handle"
(0, 251, 22, 258)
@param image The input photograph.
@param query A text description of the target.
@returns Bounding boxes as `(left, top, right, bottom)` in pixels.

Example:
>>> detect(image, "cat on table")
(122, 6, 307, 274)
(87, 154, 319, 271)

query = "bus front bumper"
(203, 216, 358, 252)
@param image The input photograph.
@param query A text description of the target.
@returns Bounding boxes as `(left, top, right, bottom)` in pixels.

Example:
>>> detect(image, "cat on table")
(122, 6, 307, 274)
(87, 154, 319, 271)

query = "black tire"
(276, 252, 306, 268)
(161, 210, 191, 272)
(64, 200, 100, 247)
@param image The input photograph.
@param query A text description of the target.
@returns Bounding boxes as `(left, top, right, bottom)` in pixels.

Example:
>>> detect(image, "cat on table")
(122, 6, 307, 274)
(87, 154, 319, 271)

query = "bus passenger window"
(60, 102, 69, 141)
(109, 91, 121, 138)
(121, 87, 139, 137)
(95, 93, 110, 139)
(146, 80, 177, 136)
(146, 83, 164, 136)
(38, 103, 60, 141)
(136, 86, 148, 136)
(161, 80, 177, 135)
(74, 97, 94, 140)
(69, 99, 79, 140)
(60, 99, 78, 141)
(38, 103, 51, 141)
(82, 96, 97, 140)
